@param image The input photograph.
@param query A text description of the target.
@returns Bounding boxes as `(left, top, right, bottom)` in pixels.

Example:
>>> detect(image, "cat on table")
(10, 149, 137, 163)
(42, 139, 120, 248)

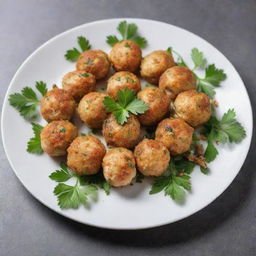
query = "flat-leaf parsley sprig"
(9, 81, 48, 120)
(203, 109, 246, 163)
(167, 47, 227, 98)
(103, 88, 149, 125)
(150, 157, 194, 201)
(49, 163, 111, 209)
(106, 20, 148, 48)
(65, 36, 91, 62)
(27, 123, 44, 154)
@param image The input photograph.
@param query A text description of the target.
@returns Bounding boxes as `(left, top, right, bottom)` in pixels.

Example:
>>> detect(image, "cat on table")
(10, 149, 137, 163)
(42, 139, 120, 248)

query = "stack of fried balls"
(40, 40, 211, 187)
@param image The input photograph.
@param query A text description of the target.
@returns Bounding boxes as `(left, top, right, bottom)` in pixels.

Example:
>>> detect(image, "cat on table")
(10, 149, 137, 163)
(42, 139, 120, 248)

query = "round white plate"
(1, 18, 252, 230)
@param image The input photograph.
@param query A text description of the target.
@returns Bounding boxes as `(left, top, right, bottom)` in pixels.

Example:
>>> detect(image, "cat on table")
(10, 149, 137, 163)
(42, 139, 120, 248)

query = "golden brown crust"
(76, 50, 110, 79)
(67, 135, 106, 175)
(62, 70, 96, 101)
(134, 139, 170, 176)
(140, 50, 175, 84)
(137, 86, 170, 126)
(102, 147, 136, 187)
(174, 90, 211, 127)
(155, 118, 194, 155)
(40, 87, 76, 122)
(40, 120, 78, 156)
(78, 92, 108, 129)
(102, 114, 141, 149)
(186, 154, 207, 169)
(159, 66, 196, 100)
(107, 71, 141, 100)
(109, 40, 142, 72)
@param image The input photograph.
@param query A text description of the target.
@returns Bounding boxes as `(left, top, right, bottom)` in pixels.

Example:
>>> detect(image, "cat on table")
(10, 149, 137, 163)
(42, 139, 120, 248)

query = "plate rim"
(1, 18, 253, 230)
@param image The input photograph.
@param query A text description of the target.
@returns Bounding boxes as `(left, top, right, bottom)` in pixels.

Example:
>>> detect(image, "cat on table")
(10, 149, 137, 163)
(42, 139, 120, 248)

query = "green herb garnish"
(204, 109, 246, 163)
(150, 158, 193, 201)
(80, 73, 90, 77)
(191, 48, 206, 70)
(9, 81, 47, 120)
(49, 163, 111, 209)
(65, 36, 91, 62)
(126, 77, 135, 83)
(166, 127, 175, 135)
(27, 123, 44, 154)
(103, 88, 149, 125)
(128, 162, 135, 168)
(106, 20, 147, 48)
(167, 47, 227, 98)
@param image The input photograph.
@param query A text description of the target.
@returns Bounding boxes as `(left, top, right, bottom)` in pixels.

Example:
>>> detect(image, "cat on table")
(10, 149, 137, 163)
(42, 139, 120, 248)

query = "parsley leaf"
(106, 35, 120, 46)
(27, 123, 43, 154)
(191, 48, 206, 69)
(54, 182, 97, 209)
(197, 81, 216, 98)
(77, 36, 91, 52)
(106, 20, 147, 48)
(167, 46, 227, 97)
(173, 175, 191, 191)
(49, 163, 73, 182)
(22, 87, 38, 100)
(201, 64, 227, 87)
(203, 109, 246, 162)
(219, 109, 246, 143)
(118, 21, 137, 39)
(206, 109, 246, 143)
(132, 36, 147, 48)
(9, 81, 48, 120)
(200, 167, 209, 174)
(65, 36, 91, 62)
(150, 158, 192, 201)
(175, 158, 195, 174)
(167, 47, 187, 67)
(35, 81, 48, 96)
(103, 88, 149, 125)
(204, 139, 219, 162)
(150, 175, 170, 194)
(118, 88, 135, 107)
(65, 48, 81, 61)
(126, 98, 149, 115)
(50, 163, 111, 209)
(80, 172, 111, 195)
(164, 179, 186, 200)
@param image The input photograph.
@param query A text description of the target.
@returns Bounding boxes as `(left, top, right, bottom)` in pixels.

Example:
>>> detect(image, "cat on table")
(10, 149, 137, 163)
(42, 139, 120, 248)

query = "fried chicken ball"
(62, 70, 96, 101)
(67, 135, 106, 175)
(40, 120, 78, 156)
(109, 40, 142, 72)
(40, 86, 76, 122)
(140, 50, 175, 84)
(137, 86, 170, 126)
(134, 139, 170, 176)
(159, 66, 196, 99)
(174, 90, 211, 127)
(102, 114, 140, 149)
(107, 71, 141, 100)
(155, 118, 194, 155)
(78, 92, 108, 129)
(76, 50, 110, 80)
(103, 147, 136, 187)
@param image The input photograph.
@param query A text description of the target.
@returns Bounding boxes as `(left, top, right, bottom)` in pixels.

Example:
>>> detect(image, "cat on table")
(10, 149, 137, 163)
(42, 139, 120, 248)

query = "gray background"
(0, 0, 255, 255)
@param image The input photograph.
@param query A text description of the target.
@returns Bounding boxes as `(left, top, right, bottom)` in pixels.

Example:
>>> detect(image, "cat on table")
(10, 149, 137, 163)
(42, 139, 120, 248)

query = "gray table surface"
(1, 0, 256, 255)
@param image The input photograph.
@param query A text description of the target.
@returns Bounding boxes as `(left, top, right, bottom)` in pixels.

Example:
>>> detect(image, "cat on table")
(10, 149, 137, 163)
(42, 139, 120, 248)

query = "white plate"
(1, 18, 253, 230)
